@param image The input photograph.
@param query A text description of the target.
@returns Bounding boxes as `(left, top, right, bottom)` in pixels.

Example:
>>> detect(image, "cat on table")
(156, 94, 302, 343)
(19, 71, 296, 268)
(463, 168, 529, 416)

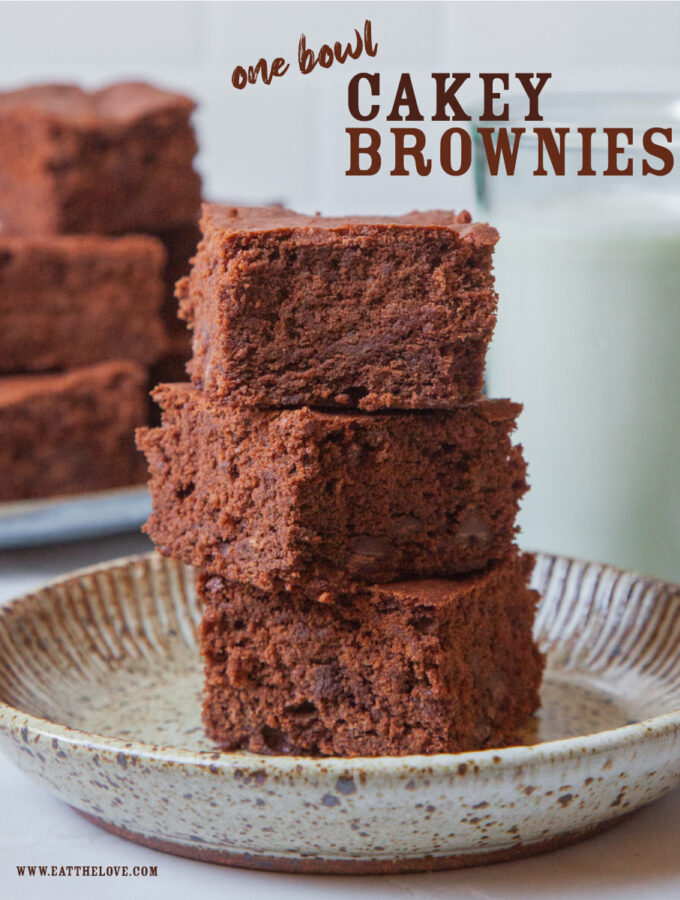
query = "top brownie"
(179, 204, 499, 411)
(0, 82, 201, 234)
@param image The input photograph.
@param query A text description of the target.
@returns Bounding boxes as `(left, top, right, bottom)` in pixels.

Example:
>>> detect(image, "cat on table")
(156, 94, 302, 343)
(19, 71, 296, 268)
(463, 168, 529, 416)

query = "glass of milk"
(474, 95, 680, 582)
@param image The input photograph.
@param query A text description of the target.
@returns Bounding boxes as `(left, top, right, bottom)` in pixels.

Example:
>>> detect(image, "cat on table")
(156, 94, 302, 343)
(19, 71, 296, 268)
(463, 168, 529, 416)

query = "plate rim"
(0, 483, 149, 519)
(1, 550, 679, 776)
(0, 484, 152, 550)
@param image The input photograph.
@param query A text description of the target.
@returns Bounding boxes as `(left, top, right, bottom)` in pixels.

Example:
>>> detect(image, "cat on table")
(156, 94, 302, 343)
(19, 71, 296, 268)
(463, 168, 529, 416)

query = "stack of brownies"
(0, 82, 200, 502)
(138, 204, 544, 757)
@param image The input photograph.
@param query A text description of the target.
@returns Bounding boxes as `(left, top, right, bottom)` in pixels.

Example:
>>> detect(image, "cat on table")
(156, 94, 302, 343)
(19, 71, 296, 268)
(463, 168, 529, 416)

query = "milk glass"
(474, 95, 680, 581)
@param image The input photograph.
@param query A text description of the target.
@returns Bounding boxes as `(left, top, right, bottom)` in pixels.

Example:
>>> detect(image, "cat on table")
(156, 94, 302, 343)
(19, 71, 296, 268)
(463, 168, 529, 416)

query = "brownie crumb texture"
(138, 384, 528, 595)
(179, 203, 498, 411)
(199, 553, 544, 757)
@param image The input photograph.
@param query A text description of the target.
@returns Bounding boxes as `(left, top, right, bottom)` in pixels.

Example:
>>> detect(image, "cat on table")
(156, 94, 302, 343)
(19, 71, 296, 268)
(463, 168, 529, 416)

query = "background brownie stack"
(0, 81, 201, 502)
(138, 204, 544, 757)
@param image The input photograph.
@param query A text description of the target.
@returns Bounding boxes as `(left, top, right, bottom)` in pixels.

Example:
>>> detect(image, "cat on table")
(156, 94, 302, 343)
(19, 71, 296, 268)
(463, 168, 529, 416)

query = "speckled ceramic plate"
(0, 486, 151, 549)
(0, 552, 678, 874)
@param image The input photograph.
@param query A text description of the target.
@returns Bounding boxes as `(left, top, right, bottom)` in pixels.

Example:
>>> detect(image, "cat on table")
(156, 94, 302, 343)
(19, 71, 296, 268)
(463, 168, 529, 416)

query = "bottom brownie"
(0, 361, 148, 501)
(199, 553, 544, 757)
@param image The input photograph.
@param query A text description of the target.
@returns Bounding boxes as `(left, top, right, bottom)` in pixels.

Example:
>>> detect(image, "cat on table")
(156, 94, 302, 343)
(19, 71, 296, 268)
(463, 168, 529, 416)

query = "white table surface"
(0, 531, 679, 900)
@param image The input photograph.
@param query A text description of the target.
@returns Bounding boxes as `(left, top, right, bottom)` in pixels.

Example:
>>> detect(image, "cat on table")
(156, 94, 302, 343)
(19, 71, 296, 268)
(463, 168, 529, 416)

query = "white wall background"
(0, 0, 678, 215)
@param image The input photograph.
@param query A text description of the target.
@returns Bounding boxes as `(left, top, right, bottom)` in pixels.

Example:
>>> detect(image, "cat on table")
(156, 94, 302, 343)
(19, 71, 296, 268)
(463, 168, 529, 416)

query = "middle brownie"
(138, 383, 527, 596)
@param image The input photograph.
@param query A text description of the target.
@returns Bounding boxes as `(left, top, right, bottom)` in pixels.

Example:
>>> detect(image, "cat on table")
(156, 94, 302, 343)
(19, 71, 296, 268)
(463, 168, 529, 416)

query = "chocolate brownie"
(0, 82, 201, 235)
(199, 552, 544, 756)
(0, 233, 167, 373)
(0, 361, 148, 501)
(178, 204, 498, 410)
(138, 383, 527, 596)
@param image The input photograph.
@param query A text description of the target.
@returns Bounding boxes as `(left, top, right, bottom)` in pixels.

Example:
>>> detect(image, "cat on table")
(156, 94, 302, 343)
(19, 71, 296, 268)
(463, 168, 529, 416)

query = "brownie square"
(138, 383, 527, 596)
(178, 204, 498, 410)
(199, 552, 544, 756)
(0, 233, 167, 374)
(0, 361, 148, 501)
(0, 82, 201, 234)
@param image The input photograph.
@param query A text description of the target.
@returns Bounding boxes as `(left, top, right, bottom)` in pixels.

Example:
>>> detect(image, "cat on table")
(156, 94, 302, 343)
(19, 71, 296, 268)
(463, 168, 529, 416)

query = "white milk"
(487, 191, 680, 581)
